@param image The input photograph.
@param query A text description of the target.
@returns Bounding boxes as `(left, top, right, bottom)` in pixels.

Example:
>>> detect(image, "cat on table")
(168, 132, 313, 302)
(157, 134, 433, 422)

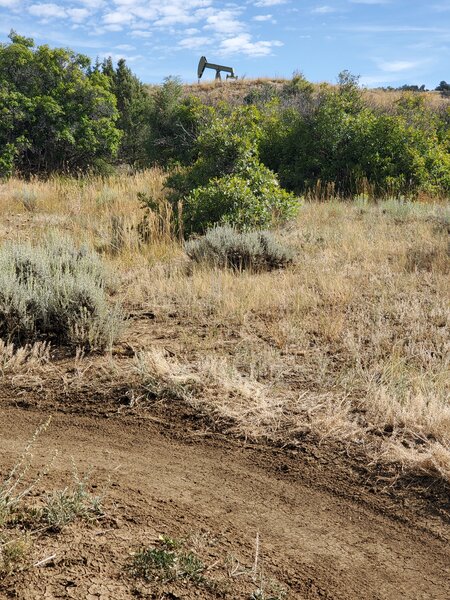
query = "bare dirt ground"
(0, 368, 449, 599)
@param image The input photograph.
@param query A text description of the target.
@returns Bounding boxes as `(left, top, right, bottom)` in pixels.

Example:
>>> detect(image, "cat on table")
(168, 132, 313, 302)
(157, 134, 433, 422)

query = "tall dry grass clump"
(0, 169, 179, 267)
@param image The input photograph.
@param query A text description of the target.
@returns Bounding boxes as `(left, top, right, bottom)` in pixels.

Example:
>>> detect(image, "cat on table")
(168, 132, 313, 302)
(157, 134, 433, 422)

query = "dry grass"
(0, 341, 50, 376)
(0, 169, 179, 268)
(0, 172, 449, 482)
(130, 197, 449, 480)
(180, 77, 450, 112)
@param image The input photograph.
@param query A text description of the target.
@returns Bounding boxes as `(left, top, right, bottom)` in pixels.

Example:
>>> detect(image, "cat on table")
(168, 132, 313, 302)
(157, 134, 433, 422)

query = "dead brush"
(135, 348, 286, 439)
(135, 348, 201, 403)
(377, 439, 450, 482)
(0, 340, 50, 376)
(0, 417, 55, 526)
(404, 243, 449, 273)
(0, 535, 32, 577)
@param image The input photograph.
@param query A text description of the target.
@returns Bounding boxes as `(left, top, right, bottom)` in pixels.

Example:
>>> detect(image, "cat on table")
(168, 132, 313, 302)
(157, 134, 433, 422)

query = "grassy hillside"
(178, 77, 450, 111)
(1, 171, 449, 597)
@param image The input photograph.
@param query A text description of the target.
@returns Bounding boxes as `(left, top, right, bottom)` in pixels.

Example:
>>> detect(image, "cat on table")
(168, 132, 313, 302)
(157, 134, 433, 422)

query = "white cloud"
(312, 5, 336, 14)
(378, 59, 426, 72)
(4, 0, 285, 64)
(219, 33, 282, 57)
(29, 3, 67, 19)
(178, 35, 212, 49)
(66, 7, 90, 22)
(131, 29, 152, 37)
(27, 2, 90, 22)
(78, 0, 105, 7)
(103, 9, 134, 25)
(254, 0, 287, 6)
(204, 9, 244, 35)
(0, 0, 20, 7)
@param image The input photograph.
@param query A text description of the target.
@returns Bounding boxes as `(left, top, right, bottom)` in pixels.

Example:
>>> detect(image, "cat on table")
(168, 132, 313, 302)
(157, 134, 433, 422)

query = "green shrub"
(42, 476, 103, 531)
(0, 32, 121, 178)
(128, 537, 204, 584)
(0, 235, 122, 350)
(260, 74, 450, 198)
(185, 225, 295, 271)
(183, 166, 298, 234)
(145, 77, 205, 167)
(166, 106, 299, 234)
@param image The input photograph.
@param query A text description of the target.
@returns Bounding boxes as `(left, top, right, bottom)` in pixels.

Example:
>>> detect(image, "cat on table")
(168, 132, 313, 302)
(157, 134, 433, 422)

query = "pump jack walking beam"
(197, 56, 236, 81)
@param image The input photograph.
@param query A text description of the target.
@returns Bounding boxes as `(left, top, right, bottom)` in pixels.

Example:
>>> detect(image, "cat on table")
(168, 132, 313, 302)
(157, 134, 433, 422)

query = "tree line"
(1, 32, 449, 214)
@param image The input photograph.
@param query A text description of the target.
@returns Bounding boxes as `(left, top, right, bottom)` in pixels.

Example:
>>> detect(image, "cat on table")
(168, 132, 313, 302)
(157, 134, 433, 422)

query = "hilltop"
(175, 77, 450, 110)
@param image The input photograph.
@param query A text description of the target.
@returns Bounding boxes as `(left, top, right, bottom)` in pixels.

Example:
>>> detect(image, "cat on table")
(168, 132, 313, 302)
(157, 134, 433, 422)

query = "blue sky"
(0, 1, 449, 87)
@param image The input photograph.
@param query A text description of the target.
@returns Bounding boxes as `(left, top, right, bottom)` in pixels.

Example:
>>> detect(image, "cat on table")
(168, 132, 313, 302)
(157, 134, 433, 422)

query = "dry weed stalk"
(0, 341, 50, 376)
(0, 417, 56, 521)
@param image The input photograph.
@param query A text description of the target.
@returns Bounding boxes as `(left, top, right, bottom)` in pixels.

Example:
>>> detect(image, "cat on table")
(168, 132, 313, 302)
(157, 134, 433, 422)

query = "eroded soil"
(0, 387, 449, 600)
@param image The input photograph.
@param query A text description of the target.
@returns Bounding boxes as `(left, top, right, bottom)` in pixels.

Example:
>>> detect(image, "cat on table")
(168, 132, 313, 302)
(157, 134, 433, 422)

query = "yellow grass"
(0, 169, 179, 266)
(179, 77, 450, 113)
(0, 171, 449, 482)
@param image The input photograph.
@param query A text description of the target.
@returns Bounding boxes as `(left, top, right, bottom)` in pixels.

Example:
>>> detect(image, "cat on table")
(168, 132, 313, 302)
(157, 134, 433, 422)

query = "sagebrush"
(0, 235, 122, 350)
(185, 226, 295, 271)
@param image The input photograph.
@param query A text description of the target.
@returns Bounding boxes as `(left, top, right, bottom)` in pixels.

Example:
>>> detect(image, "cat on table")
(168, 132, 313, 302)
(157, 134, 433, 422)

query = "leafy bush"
(166, 106, 299, 234)
(185, 225, 295, 271)
(260, 73, 450, 198)
(183, 167, 297, 234)
(145, 77, 205, 167)
(0, 235, 122, 350)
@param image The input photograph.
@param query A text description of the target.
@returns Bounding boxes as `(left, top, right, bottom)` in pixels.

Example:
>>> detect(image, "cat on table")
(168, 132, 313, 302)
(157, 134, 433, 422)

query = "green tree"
(102, 57, 153, 165)
(0, 31, 121, 178)
(145, 77, 204, 166)
(260, 72, 450, 197)
(436, 81, 450, 92)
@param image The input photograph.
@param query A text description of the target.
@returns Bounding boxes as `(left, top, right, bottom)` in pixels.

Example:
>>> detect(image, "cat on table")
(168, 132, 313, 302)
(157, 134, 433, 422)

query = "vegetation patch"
(185, 226, 295, 271)
(127, 533, 287, 599)
(0, 235, 122, 350)
(166, 106, 299, 234)
(42, 474, 104, 532)
(128, 536, 204, 584)
(0, 419, 104, 579)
